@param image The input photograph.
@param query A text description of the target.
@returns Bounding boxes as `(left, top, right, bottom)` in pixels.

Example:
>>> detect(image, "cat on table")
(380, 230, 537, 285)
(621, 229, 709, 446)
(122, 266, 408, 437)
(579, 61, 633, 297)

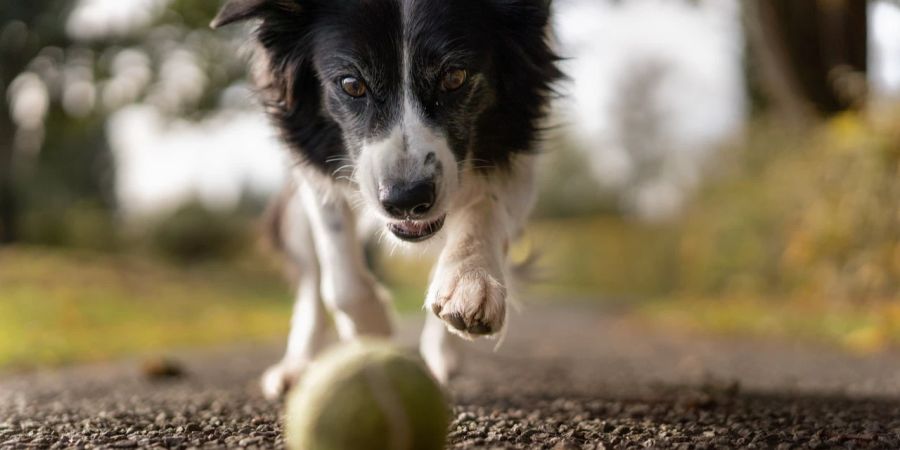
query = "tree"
(0, 1, 74, 243)
(0, 0, 249, 245)
(744, 0, 868, 119)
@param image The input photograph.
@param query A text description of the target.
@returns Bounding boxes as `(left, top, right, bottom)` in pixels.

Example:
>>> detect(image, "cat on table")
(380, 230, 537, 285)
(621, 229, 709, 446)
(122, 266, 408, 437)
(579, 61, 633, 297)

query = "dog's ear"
(211, 0, 266, 29)
(211, 0, 302, 29)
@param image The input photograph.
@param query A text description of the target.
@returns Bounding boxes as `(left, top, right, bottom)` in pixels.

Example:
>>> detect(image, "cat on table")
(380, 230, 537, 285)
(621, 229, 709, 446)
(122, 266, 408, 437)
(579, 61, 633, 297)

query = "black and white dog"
(212, 0, 561, 398)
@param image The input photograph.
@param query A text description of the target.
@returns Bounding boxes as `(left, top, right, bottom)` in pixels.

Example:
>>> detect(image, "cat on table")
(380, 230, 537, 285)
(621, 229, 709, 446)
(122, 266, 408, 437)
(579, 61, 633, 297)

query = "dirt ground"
(2, 305, 900, 449)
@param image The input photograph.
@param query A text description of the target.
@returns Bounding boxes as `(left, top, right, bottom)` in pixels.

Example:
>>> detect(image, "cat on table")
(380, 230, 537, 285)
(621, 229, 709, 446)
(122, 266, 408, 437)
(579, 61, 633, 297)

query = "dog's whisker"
(331, 163, 356, 176)
(348, 198, 368, 213)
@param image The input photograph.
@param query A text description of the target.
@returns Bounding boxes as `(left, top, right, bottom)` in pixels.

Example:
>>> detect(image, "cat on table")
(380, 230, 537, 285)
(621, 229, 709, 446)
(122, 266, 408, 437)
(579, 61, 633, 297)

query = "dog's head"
(214, 0, 560, 242)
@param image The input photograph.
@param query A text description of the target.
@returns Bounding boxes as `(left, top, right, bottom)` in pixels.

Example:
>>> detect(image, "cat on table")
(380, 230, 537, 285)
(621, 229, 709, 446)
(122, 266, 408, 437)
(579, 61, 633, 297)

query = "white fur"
(296, 172, 393, 339)
(263, 153, 537, 397)
(426, 155, 537, 339)
(355, 98, 459, 226)
(262, 170, 394, 399)
(261, 189, 328, 399)
(419, 312, 460, 384)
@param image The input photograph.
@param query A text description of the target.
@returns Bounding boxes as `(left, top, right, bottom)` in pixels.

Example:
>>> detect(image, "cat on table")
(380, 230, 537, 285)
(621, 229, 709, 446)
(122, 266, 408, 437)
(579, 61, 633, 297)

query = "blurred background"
(0, 0, 898, 371)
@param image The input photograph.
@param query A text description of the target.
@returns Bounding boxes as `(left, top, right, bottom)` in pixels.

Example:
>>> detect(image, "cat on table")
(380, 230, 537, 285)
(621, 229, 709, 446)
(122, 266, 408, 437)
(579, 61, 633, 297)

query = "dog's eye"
(340, 76, 367, 98)
(441, 68, 467, 92)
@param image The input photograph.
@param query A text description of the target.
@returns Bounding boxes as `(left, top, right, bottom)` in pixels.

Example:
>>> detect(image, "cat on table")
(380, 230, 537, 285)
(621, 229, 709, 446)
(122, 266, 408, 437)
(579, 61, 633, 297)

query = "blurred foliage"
(677, 110, 899, 303)
(380, 215, 679, 309)
(2, 0, 253, 245)
(15, 112, 118, 249)
(635, 108, 900, 352)
(534, 138, 622, 218)
(146, 200, 255, 264)
(525, 217, 678, 298)
(20, 201, 119, 251)
(640, 296, 900, 354)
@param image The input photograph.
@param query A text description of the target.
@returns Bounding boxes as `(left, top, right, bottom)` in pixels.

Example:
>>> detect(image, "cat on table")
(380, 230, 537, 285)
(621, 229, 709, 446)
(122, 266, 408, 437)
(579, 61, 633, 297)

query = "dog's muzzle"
(388, 214, 446, 242)
(379, 178, 446, 241)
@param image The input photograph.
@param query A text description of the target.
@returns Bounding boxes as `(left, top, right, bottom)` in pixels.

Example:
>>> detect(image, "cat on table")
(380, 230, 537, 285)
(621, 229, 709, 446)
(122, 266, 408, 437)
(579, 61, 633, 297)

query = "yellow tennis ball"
(284, 340, 451, 450)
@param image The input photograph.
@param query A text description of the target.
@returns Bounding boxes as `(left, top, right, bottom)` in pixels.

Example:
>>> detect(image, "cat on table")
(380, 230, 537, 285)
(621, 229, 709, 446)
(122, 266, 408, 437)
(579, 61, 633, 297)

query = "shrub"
(677, 111, 900, 304)
(148, 201, 252, 263)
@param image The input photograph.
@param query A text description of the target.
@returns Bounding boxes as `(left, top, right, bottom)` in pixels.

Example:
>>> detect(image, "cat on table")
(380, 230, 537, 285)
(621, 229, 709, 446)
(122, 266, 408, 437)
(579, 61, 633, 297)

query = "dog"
(211, 0, 561, 399)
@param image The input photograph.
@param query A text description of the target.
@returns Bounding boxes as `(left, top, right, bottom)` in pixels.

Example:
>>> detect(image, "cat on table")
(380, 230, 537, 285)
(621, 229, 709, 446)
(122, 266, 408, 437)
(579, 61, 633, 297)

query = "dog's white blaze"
(355, 127, 403, 211)
(402, 96, 459, 212)
(355, 92, 458, 223)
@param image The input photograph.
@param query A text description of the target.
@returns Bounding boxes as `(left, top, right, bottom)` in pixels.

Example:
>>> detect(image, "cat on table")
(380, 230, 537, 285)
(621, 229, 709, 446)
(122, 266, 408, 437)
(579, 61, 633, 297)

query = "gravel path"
(3, 305, 900, 449)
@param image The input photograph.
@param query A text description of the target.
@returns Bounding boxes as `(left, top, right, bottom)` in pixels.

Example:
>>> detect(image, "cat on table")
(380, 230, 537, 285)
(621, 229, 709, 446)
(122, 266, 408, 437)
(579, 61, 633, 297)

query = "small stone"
(163, 437, 185, 447)
(140, 357, 186, 380)
(239, 437, 261, 446)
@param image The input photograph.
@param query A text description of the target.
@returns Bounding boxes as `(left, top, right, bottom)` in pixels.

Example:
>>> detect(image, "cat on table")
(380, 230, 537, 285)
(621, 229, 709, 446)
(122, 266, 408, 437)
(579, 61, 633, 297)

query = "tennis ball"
(284, 340, 451, 450)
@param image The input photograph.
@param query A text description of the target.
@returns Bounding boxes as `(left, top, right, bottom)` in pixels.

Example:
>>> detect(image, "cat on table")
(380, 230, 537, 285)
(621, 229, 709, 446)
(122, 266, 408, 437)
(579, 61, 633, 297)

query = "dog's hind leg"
(261, 186, 330, 399)
(420, 311, 460, 384)
(297, 171, 393, 340)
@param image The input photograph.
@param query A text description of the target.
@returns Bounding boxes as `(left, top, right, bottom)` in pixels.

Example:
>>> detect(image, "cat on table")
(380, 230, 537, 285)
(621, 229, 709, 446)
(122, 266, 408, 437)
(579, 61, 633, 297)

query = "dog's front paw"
(260, 360, 307, 400)
(426, 265, 506, 338)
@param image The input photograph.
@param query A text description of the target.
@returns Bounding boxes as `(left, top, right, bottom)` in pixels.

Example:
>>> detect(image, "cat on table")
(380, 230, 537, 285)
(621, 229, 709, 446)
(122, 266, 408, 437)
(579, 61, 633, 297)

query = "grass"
(0, 246, 294, 370)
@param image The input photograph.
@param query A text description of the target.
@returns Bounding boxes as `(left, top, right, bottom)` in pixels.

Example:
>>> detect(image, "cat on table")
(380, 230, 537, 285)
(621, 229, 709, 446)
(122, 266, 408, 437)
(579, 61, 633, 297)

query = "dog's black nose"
(379, 180, 435, 218)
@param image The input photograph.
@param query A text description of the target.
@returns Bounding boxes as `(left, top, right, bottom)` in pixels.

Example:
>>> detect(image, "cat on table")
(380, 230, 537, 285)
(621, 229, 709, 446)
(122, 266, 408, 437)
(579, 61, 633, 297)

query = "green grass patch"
(0, 246, 294, 370)
(0, 245, 453, 370)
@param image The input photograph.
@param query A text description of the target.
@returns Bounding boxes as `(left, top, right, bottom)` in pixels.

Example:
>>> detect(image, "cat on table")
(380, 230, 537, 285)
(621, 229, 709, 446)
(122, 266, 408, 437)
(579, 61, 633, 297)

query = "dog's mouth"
(387, 214, 446, 242)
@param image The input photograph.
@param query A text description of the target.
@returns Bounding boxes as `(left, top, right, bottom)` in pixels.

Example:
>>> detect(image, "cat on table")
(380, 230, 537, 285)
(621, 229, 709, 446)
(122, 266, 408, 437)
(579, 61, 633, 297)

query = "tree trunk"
(0, 96, 16, 244)
(745, 0, 868, 117)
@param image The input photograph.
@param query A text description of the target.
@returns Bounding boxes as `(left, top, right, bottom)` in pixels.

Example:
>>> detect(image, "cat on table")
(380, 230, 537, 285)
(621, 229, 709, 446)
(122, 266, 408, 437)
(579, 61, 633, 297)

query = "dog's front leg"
(425, 155, 537, 342)
(426, 185, 513, 339)
(297, 173, 393, 340)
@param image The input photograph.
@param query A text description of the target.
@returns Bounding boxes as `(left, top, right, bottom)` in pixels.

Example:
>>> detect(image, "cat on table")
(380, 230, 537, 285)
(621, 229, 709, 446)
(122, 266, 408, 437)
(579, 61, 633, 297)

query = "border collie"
(212, 0, 561, 398)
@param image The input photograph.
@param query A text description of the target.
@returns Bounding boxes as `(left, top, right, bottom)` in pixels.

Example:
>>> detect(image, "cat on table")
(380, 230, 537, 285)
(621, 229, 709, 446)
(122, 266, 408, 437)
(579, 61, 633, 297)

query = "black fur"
(215, 0, 562, 176)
